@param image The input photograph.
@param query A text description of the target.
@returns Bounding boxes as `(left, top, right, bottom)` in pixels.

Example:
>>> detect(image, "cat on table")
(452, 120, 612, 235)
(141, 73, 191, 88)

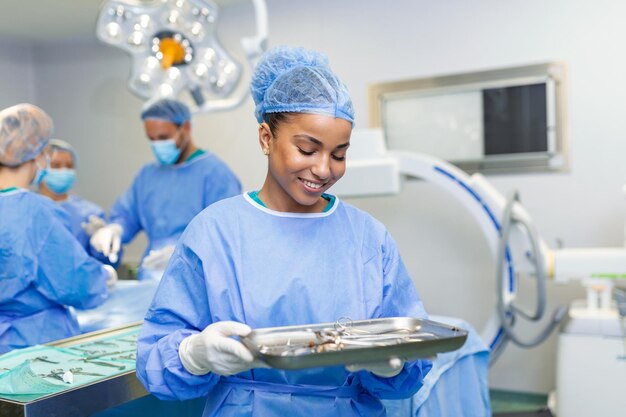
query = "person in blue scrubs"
(90, 99, 241, 279)
(0, 103, 115, 354)
(136, 46, 432, 417)
(38, 139, 109, 254)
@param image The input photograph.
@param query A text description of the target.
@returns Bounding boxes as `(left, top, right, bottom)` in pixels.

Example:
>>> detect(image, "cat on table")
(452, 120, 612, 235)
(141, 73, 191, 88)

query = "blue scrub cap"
(48, 138, 78, 167)
(0, 103, 53, 167)
(140, 99, 191, 125)
(250, 46, 354, 125)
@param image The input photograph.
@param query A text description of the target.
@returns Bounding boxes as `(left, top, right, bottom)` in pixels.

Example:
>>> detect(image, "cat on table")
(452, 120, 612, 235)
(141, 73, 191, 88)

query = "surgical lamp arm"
(197, 0, 268, 114)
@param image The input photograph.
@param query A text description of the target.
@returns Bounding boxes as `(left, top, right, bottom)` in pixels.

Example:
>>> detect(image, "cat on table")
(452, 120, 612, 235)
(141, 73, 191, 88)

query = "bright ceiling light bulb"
(194, 63, 208, 78)
(158, 84, 174, 97)
(145, 56, 160, 69)
(128, 31, 144, 47)
(191, 22, 203, 37)
(168, 67, 181, 80)
(138, 14, 151, 29)
(203, 48, 215, 62)
(105, 22, 122, 41)
(223, 63, 235, 75)
(168, 10, 180, 24)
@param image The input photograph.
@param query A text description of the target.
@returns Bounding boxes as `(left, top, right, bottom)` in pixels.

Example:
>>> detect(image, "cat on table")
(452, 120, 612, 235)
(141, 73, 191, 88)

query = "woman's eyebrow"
(293, 134, 350, 149)
(293, 134, 322, 145)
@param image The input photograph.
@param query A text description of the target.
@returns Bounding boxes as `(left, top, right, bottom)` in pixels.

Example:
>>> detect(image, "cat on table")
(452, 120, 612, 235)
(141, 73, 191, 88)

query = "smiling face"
(258, 113, 352, 213)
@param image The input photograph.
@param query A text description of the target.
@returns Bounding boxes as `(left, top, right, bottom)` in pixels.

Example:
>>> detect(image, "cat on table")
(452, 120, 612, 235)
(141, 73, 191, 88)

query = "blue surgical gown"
(107, 152, 241, 278)
(0, 189, 109, 354)
(137, 194, 432, 417)
(59, 195, 106, 251)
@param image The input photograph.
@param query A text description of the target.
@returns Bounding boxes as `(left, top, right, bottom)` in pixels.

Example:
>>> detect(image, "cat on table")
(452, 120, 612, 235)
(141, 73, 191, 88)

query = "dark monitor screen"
(482, 83, 548, 155)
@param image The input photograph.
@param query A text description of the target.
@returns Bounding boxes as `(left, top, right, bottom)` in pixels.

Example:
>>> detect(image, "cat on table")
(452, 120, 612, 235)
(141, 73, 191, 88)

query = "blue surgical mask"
(31, 157, 49, 186)
(150, 139, 181, 165)
(44, 168, 76, 194)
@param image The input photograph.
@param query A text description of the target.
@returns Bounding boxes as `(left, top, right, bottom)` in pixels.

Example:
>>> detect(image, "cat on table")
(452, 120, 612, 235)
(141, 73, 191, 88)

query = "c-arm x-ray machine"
(333, 129, 626, 416)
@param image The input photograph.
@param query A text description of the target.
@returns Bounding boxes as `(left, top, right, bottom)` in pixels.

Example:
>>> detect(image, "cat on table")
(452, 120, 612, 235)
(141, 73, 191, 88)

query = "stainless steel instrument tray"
(241, 317, 467, 370)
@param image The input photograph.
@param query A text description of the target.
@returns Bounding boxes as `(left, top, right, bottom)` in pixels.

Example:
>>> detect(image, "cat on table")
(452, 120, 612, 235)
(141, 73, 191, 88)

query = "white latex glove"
(346, 357, 404, 378)
(141, 244, 176, 271)
(81, 215, 106, 237)
(90, 224, 122, 264)
(102, 264, 118, 291)
(179, 321, 266, 376)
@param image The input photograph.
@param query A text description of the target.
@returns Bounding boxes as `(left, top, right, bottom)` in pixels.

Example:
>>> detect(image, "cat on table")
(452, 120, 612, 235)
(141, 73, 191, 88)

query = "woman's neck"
(0, 163, 33, 190)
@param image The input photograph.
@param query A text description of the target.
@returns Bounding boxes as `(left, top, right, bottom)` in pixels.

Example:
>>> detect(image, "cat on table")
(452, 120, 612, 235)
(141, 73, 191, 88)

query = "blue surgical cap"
(48, 138, 78, 167)
(250, 46, 354, 125)
(0, 103, 53, 167)
(140, 99, 191, 125)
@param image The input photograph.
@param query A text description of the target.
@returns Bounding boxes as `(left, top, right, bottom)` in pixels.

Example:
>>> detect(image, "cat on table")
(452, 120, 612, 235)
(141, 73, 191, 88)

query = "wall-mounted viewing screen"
(369, 62, 568, 174)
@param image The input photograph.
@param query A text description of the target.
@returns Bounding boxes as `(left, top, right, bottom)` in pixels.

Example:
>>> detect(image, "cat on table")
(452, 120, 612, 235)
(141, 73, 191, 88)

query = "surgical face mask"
(31, 157, 49, 186)
(44, 168, 76, 194)
(150, 138, 181, 165)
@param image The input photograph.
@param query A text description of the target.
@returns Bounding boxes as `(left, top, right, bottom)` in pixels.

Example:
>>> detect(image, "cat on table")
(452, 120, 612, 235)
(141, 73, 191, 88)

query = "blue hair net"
(250, 46, 354, 125)
(140, 99, 191, 125)
(48, 138, 78, 167)
(0, 103, 53, 167)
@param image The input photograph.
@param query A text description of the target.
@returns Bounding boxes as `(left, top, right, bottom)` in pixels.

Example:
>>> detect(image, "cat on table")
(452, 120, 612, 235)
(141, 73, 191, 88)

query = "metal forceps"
(69, 367, 105, 377)
(89, 340, 119, 347)
(73, 358, 126, 370)
(84, 349, 136, 360)
(30, 355, 60, 364)
(334, 316, 436, 341)
(112, 353, 136, 361)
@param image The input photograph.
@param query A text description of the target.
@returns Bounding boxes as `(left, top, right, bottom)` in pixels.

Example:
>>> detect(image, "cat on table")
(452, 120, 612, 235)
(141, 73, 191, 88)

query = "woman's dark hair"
(264, 112, 294, 137)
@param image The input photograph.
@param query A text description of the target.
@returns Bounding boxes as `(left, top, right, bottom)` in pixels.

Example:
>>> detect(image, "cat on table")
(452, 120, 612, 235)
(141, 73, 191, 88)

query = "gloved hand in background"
(346, 357, 405, 377)
(81, 214, 106, 237)
(90, 224, 123, 264)
(103, 264, 118, 291)
(141, 244, 176, 271)
(179, 321, 266, 376)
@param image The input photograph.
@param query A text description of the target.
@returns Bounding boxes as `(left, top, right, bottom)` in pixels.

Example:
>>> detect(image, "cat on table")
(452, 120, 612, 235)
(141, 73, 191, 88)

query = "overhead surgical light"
(96, 0, 268, 113)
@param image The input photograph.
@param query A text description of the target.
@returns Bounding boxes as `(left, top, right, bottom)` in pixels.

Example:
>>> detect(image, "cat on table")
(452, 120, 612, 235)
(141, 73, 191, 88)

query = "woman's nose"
(311, 155, 331, 180)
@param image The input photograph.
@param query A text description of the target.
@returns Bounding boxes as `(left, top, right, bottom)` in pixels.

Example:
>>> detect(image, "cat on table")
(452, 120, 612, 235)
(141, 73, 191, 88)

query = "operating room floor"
(490, 389, 553, 416)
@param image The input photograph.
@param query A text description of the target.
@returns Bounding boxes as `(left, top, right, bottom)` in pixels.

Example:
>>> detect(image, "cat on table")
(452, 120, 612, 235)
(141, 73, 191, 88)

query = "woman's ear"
(181, 120, 191, 134)
(258, 123, 272, 156)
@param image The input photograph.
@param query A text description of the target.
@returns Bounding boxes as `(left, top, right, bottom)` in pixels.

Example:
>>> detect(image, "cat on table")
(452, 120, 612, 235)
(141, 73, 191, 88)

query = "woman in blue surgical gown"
(136, 46, 432, 417)
(38, 139, 111, 256)
(0, 104, 114, 354)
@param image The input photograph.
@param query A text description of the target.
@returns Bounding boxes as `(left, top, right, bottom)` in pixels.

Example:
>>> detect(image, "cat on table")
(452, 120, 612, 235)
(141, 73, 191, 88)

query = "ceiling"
(0, 0, 243, 42)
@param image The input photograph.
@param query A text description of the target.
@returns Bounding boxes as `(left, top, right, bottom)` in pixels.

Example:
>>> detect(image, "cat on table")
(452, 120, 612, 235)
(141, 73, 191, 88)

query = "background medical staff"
(90, 99, 242, 279)
(0, 103, 116, 354)
(38, 138, 111, 256)
(136, 46, 432, 417)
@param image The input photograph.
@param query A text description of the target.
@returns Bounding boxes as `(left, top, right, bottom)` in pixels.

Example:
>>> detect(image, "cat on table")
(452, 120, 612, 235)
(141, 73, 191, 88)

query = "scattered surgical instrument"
(30, 356, 60, 364)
